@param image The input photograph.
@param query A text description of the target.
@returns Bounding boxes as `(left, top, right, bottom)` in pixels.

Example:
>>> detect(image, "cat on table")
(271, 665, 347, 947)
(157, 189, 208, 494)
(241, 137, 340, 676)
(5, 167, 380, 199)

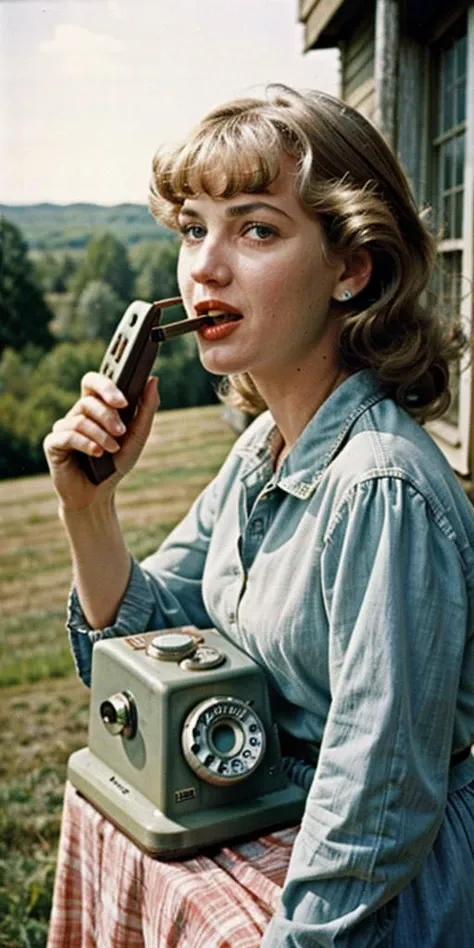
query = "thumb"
(126, 375, 160, 447)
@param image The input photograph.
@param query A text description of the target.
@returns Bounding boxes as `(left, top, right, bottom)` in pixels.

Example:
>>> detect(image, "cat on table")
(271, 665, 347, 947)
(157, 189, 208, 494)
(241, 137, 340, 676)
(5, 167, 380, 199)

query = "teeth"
(205, 310, 242, 322)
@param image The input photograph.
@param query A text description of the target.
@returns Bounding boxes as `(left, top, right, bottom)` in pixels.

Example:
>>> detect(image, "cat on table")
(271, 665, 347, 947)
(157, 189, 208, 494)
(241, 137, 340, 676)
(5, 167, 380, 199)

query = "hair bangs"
(150, 113, 297, 228)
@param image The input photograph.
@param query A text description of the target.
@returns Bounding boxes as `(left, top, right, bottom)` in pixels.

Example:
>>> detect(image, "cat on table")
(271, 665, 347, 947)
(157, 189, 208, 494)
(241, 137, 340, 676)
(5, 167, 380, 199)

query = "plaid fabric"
(47, 781, 298, 947)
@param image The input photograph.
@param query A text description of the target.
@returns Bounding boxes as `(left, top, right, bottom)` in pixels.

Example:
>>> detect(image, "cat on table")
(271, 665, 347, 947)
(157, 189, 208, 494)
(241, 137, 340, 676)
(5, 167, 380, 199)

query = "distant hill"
(0, 202, 171, 250)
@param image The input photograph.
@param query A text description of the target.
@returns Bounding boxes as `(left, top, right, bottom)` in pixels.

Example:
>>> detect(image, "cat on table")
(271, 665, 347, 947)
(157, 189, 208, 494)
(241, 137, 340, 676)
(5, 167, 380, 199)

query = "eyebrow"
(179, 201, 292, 221)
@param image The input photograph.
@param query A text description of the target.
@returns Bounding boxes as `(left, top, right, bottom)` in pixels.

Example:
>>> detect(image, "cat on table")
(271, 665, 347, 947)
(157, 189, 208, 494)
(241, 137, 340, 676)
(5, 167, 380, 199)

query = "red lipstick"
(151, 312, 242, 342)
(192, 300, 243, 342)
(198, 320, 241, 342)
(194, 299, 242, 317)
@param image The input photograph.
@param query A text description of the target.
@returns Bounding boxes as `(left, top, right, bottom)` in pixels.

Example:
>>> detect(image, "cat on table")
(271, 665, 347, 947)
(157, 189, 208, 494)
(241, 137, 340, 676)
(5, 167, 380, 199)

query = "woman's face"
(177, 153, 345, 383)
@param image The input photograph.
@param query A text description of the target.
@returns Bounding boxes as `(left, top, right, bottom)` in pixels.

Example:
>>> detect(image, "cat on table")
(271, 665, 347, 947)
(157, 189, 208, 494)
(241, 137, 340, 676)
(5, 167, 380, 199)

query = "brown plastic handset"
(76, 296, 182, 485)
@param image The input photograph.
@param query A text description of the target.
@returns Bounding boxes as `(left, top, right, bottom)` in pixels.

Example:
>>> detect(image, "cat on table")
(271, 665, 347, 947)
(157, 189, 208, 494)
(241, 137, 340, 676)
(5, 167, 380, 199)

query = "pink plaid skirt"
(47, 781, 298, 947)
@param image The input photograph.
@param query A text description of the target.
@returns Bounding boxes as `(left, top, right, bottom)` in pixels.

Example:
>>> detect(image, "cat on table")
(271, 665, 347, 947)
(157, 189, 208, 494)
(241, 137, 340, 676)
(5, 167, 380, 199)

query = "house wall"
(340, 12, 375, 118)
(299, 1, 473, 490)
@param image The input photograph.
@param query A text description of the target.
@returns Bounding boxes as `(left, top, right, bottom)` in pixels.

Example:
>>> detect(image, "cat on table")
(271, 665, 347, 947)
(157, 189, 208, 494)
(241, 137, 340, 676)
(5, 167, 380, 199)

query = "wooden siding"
(341, 12, 376, 118)
(396, 38, 428, 205)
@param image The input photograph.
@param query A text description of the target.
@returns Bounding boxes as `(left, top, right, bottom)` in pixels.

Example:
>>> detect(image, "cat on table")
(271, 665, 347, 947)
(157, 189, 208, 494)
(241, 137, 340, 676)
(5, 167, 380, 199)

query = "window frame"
(426, 8, 474, 476)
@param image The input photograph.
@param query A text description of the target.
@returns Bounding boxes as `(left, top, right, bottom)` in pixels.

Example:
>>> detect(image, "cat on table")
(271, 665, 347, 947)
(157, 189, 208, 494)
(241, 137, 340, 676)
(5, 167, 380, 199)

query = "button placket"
(235, 470, 277, 630)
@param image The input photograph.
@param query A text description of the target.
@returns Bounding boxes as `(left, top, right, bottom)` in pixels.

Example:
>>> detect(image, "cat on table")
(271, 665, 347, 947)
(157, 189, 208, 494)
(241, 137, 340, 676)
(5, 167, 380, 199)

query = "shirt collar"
(236, 370, 386, 498)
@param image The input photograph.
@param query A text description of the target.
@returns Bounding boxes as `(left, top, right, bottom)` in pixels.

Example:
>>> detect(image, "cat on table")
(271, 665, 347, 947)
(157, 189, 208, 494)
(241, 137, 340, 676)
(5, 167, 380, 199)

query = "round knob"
(99, 690, 137, 739)
(180, 645, 226, 671)
(146, 631, 197, 662)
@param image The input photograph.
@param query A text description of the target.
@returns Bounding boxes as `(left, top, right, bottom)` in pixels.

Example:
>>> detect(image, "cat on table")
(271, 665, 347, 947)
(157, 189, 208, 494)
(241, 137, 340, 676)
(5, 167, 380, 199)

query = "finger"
(81, 371, 128, 408)
(142, 375, 160, 409)
(126, 376, 159, 439)
(66, 396, 127, 439)
(52, 414, 122, 453)
(44, 428, 106, 459)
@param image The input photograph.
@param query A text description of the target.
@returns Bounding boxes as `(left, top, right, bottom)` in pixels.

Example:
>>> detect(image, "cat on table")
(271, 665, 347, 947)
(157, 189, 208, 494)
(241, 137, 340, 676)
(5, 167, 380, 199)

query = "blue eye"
(180, 224, 206, 241)
(246, 223, 277, 240)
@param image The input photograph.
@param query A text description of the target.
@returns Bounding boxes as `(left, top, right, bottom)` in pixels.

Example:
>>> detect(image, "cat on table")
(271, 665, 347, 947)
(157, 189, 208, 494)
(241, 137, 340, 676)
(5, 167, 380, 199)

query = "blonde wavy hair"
(149, 84, 463, 421)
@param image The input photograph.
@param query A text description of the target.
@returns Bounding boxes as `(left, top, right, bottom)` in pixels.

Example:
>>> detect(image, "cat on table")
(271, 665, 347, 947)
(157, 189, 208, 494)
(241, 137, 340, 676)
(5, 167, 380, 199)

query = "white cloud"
(39, 24, 126, 78)
(107, 2, 127, 22)
(2, 0, 339, 203)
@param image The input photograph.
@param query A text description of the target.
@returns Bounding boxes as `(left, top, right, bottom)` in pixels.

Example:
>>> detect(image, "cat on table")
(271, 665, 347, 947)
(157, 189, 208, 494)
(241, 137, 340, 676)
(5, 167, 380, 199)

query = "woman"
(44, 85, 474, 946)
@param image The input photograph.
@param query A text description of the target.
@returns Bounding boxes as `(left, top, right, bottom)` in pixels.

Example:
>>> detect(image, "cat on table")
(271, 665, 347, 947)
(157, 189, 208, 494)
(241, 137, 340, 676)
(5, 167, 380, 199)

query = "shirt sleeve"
(67, 471, 221, 687)
(262, 475, 468, 947)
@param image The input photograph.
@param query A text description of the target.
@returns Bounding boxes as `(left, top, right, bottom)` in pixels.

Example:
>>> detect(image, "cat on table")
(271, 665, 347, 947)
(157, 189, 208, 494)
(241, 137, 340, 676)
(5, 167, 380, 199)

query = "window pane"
(448, 252, 461, 307)
(456, 80, 466, 125)
(437, 251, 462, 424)
(442, 139, 453, 188)
(442, 194, 452, 238)
(441, 47, 454, 132)
(451, 251, 462, 313)
(455, 132, 465, 186)
(446, 361, 460, 425)
(454, 190, 464, 239)
(456, 34, 467, 80)
(437, 252, 463, 323)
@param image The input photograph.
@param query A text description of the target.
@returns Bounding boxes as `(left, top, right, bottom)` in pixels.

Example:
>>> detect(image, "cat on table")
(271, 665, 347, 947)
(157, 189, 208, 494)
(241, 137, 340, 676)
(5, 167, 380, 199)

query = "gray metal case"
(68, 627, 307, 858)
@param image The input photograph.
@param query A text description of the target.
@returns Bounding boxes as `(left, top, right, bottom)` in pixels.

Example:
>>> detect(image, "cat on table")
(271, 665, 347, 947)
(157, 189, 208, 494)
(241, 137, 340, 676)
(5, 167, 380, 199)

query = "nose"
(190, 238, 232, 288)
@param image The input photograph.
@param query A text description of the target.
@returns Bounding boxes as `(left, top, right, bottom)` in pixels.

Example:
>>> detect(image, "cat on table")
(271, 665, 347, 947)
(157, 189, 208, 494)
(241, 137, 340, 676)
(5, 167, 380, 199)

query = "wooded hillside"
(0, 202, 170, 250)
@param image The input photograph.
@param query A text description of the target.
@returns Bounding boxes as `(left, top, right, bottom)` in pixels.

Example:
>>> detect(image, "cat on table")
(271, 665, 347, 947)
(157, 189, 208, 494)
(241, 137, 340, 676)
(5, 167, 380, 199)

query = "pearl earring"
(340, 289, 352, 301)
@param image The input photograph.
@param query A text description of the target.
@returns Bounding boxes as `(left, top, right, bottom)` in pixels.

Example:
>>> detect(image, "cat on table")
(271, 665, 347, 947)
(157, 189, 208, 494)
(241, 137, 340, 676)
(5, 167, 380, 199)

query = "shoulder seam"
(324, 469, 458, 547)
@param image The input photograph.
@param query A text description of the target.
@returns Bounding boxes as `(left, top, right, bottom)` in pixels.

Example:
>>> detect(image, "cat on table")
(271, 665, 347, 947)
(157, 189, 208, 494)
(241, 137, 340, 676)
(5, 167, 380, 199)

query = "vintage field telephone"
(76, 296, 182, 484)
(68, 627, 307, 858)
(76, 295, 242, 485)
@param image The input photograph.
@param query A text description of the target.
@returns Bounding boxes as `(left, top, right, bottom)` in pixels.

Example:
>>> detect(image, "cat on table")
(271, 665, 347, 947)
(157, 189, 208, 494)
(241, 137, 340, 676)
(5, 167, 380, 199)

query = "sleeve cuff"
(67, 557, 156, 686)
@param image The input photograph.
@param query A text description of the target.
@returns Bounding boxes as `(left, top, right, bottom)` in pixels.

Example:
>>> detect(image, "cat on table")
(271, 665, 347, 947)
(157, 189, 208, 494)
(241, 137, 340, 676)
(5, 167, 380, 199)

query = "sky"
(0, 0, 339, 205)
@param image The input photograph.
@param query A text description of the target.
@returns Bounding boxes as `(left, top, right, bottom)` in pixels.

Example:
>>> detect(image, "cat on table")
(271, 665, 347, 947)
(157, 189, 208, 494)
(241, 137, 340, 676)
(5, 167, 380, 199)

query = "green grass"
(0, 404, 236, 687)
(0, 404, 237, 947)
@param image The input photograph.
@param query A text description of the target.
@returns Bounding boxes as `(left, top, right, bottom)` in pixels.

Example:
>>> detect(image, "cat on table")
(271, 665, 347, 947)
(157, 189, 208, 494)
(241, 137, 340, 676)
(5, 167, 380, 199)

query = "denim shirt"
(68, 369, 474, 946)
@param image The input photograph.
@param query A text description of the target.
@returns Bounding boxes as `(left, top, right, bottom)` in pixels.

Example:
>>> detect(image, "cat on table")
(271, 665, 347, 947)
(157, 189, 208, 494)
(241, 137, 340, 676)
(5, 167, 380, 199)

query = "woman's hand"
(43, 372, 159, 511)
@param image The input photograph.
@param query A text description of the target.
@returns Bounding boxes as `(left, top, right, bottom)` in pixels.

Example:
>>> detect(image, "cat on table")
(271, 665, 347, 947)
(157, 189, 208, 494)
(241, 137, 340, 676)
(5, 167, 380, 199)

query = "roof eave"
(299, 0, 362, 50)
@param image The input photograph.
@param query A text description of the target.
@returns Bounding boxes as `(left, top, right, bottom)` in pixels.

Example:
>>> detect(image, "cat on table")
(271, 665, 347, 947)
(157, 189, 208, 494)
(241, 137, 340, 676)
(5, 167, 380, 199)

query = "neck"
(249, 327, 349, 463)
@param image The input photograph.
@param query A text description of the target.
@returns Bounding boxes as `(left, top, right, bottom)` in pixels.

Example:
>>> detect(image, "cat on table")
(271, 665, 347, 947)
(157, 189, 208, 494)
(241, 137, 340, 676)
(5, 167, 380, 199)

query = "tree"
(0, 218, 54, 355)
(75, 280, 124, 340)
(32, 340, 105, 392)
(72, 232, 134, 302)
(134, 239, 180, 303)
(16, 384, 75, 473)
(34, 251, 78, 294)
(0, 392, 29, 478)
(0, 348, 30, 398)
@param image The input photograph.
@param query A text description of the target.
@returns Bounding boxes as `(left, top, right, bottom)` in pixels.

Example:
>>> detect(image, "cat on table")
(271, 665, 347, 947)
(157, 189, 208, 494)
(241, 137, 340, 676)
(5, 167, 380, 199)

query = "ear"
(331, 249, 372, 303)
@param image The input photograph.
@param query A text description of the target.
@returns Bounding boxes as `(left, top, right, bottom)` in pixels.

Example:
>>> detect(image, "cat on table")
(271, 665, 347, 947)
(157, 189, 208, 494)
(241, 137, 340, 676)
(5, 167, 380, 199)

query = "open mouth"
(194, 307, 244, 340)
(195, 300, 243, 321)
(204, 311, 243, 325)
(197, 313, 243, 342)
(150, 311, 242, 343)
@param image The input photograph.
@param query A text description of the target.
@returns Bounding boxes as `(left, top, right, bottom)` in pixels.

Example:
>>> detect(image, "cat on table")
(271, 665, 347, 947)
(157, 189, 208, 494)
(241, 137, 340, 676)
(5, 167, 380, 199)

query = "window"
(428, 13, 473, 475)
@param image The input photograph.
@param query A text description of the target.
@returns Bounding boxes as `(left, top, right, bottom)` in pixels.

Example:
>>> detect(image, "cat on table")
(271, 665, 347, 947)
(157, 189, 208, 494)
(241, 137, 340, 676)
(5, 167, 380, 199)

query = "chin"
(199, 351, 249, 377)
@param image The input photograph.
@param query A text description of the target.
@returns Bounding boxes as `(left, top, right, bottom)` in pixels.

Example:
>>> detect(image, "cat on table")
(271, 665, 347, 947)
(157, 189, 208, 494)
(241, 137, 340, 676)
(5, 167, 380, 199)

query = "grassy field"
(0, 405, 236, 947)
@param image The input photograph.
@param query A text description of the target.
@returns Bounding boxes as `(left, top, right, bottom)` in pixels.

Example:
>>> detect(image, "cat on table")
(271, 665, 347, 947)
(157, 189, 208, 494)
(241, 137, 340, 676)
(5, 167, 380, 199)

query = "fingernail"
(110, 391, 127, 406)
